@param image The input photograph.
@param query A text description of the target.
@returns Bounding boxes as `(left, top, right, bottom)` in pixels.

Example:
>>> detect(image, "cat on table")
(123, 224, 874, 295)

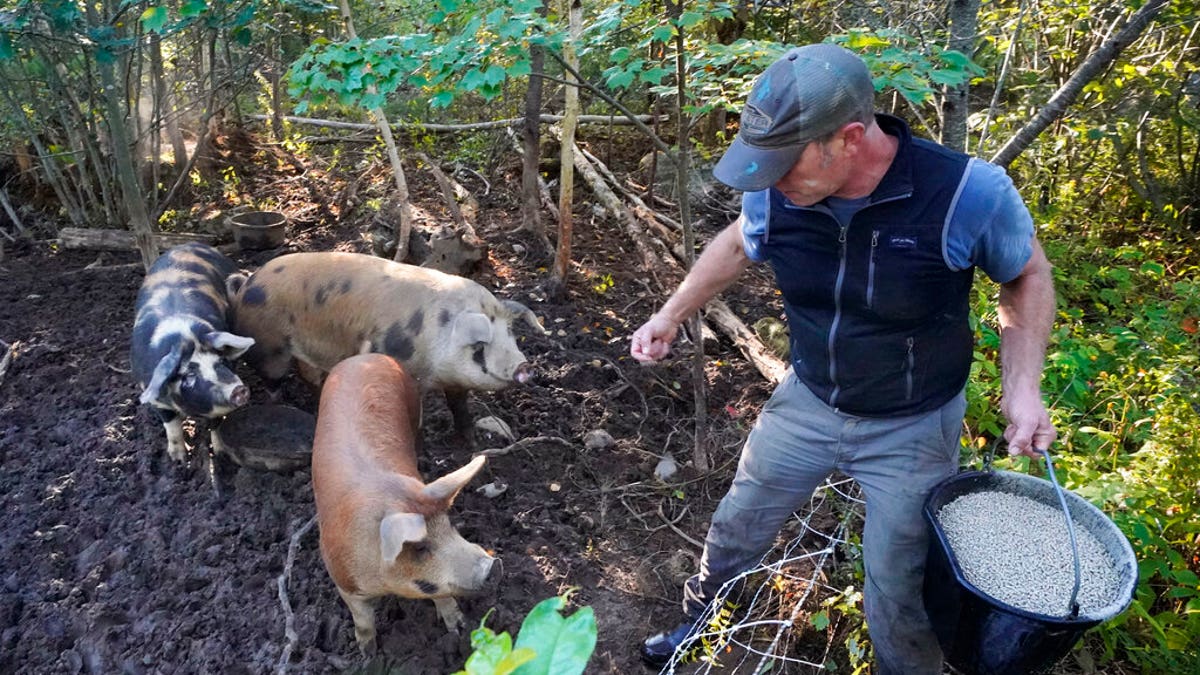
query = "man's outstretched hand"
(630, 314, 679, 363)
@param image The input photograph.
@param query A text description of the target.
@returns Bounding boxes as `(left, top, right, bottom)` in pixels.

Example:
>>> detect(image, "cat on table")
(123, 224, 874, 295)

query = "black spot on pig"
(439, 309, 451, 327)
(216, 367, 239, 384)
(176, 363, 216, 416)
(176, 261, 211, 277)
(152, 407, 179, 423)
(340, 278, 352, 294)
(407, 309, 424, 334)
(184, 291, 224, 326)
(272, 265, 286, 274)
(472, 345, 488, 374)
(241, 285, 267, 306)
(315, 281, 338, 306)
(414, 580, 439, 595)
(382, 322, 415, 361)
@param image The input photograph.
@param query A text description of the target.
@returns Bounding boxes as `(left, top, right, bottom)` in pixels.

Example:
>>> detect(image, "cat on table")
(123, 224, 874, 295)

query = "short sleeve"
(944, 159, 1034, 283)
(739, 189, 770, 263)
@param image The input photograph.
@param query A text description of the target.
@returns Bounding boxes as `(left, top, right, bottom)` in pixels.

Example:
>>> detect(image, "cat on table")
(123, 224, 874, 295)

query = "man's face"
(772, 138, 849, 207)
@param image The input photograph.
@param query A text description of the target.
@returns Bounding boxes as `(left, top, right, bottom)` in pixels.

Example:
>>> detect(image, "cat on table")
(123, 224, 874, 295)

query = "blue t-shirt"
(739, 158, 1033, 284)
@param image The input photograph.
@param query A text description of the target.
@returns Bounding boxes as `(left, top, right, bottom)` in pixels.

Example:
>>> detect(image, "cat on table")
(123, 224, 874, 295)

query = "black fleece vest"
(760, 115, 974, 417)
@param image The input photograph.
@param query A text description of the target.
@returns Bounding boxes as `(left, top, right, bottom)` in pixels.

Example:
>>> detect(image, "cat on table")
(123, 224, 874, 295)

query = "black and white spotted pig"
(227, 251, 543, 439)
(131, 242, 255, 461)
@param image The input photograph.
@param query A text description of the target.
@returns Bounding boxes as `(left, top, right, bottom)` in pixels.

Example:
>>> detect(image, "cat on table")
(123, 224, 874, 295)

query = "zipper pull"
(838, 226, 847, 244)
(871, 231, 879, 249)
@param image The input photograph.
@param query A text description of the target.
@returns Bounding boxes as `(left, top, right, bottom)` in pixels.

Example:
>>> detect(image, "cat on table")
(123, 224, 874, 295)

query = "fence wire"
(659, 477, 865, 675)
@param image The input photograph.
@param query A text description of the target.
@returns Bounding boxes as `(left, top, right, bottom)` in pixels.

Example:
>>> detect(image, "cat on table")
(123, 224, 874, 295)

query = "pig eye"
(181, 371, 198, 388)
(408, 541, 431, 558)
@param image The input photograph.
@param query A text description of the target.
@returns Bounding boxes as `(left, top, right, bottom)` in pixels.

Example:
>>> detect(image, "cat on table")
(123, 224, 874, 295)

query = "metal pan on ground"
(212, 404, 315, 473)
(227, 210, 287, 251)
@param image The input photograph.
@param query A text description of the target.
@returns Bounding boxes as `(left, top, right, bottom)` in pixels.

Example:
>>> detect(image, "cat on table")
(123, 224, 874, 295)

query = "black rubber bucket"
(923, 469, 1138, 675)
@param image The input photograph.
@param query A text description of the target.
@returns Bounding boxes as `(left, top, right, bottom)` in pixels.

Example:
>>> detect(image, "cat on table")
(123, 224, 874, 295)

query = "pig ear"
(202, 332, 256, 359)
(139, 343, 185, 405)
(450, 311, 493, 346)
(379, 512, 427, 564)
(225, 272, 249, 299)
(501, 300, 547, 335)
(423, 455, 487, 504)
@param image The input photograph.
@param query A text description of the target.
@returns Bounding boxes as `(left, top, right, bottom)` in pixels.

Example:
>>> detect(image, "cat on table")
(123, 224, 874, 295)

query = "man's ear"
(840, 122, 867, 150)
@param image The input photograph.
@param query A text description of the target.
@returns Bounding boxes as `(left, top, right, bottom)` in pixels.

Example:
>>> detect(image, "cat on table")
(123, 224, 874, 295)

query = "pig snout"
(230, 384, 250, 408)
(512, 362, 533, 384)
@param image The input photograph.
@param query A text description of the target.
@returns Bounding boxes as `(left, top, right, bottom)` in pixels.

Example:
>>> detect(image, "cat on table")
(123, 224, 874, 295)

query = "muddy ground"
(0, 128, 818, 674)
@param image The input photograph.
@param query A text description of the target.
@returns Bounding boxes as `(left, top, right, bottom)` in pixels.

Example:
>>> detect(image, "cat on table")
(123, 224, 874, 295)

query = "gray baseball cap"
(713, 43, 876, 192)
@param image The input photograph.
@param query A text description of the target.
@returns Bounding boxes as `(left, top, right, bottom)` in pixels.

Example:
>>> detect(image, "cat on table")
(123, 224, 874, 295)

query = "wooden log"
(249, 113, 667, 134)
(702, 299, 787, 384)
(59, 227, 218, 251)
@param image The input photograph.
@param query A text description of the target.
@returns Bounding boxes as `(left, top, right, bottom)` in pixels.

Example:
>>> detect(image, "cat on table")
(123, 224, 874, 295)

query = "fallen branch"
(0, 189, 25, 235)
(477, 435, 575, 458)
(251, 113, 667, 134)
(702, 300, 787, 384)
(276, 514, 318, 675)
(59, 228, 218, 251)
(658, 502, 704, 550)
(0, 340, 14, 389)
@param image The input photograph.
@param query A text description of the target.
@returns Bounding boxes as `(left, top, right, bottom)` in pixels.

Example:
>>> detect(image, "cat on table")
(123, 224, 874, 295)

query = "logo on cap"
(741, 104, 773, 137)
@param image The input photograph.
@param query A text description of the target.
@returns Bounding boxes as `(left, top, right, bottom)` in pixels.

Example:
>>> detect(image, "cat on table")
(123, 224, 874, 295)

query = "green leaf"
(651, 26, 674, 43)
(180, 0, 208, 18)
(0, 35, 14, 61)
(140, 6, 169, 33)
(610, 47, 631, 63)
(483, 64, 507, 87)
(810, 610, 830, 630)
(511, 596, 597, 675)
(677, 11, 704, 29)
(507, 59, 532, 78)
(431, 91, 456, 108)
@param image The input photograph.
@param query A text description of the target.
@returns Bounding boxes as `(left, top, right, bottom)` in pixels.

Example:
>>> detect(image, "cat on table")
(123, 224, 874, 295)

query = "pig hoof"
(167, 443, 188, 462)
(355, 635, 377, 657)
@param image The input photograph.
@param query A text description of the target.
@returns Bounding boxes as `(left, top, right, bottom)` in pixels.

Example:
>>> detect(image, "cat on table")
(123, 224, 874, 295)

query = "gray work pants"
(682, 372, 965, 675)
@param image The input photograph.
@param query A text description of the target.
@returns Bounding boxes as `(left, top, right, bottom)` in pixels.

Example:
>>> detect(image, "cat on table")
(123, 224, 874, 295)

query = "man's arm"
(630, 221, 753, 363)
(997, 236, 1057, 457)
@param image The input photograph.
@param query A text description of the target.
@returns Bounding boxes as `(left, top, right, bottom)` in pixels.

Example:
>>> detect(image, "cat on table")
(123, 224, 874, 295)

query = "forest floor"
(0, 124, 817, 675)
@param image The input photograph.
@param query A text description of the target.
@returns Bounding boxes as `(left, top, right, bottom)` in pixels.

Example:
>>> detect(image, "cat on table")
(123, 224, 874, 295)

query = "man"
(630, 43, 1057, 673)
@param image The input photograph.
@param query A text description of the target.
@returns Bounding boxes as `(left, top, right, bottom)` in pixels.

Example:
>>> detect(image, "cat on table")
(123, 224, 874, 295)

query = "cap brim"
(713, 137, 804, 192)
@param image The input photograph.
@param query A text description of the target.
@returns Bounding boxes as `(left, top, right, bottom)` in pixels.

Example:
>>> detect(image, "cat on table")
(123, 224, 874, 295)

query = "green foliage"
(455, 593, 597, 675)
(964, 228, 1200, 672)
(287, 0, 552, 113)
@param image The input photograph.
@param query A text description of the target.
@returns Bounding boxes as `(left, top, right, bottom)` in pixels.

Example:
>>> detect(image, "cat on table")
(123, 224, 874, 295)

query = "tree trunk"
(519, 0, 549, 241)
(337, 0, 413, 261)
(551, 0, 582, 297)
(941, 0, 979, 152)
(990, 0, 1168, 169)
(670, 0, 708, 473)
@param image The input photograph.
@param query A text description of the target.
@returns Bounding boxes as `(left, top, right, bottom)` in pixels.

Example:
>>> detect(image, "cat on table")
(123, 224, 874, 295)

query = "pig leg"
(154, 407, 188, 461)
(433, 597, 464, 632)
(337, 588, 378, 654)
(443, 389, 476, 447)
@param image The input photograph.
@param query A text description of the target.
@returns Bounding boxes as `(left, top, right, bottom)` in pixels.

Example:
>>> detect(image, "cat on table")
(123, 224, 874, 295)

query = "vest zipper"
(828, 224, 849, 409)
(905, 336, 915, 400)
(866, 230, 880, 309)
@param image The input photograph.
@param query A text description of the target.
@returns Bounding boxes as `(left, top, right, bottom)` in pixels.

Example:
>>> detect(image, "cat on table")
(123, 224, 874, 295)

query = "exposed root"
(276, 514, 318, 674)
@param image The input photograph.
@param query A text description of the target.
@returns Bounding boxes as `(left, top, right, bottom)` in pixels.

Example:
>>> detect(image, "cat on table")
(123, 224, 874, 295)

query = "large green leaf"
(140, 6, 169, 33)
(511, 596, 597, 675)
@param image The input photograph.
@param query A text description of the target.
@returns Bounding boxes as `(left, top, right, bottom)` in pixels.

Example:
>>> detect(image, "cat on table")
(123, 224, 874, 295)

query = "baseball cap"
(713, 43, 876, 192)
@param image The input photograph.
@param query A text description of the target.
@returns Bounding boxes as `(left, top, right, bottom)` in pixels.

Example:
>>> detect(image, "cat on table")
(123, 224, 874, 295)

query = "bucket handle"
(983, 440, 1082, 618)
(1040, 447, 1082, 619)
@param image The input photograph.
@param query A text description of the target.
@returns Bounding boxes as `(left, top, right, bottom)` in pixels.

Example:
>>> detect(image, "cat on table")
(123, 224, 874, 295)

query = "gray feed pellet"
(937, 491, 1122, 616)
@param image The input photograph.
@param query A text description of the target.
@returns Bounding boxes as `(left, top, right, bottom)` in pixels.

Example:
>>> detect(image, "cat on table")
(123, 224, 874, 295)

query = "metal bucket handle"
(982, 439, 1082, 619)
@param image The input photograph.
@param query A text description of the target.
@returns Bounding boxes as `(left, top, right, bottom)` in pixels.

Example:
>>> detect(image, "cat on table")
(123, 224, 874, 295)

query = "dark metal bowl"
(212, 404, 314, 473)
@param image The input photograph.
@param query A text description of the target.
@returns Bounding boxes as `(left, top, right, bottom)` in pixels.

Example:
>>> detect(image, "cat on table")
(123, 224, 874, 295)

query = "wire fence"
(658, 477, 865, 675)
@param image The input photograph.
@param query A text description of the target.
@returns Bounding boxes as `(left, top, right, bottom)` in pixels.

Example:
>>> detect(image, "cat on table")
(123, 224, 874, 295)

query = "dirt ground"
(0, 129, 803, 674)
